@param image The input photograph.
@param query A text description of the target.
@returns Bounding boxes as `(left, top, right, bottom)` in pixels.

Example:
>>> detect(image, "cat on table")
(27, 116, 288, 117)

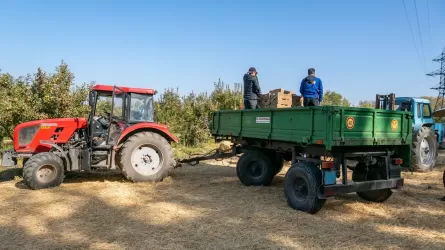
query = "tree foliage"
(321, 90, 351, 107)
(358, 100, 376, 108)
(2, 62, 359, 148)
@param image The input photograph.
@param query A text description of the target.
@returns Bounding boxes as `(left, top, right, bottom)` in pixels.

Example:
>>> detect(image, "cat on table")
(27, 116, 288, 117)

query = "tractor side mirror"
(88, 91, 95, 107)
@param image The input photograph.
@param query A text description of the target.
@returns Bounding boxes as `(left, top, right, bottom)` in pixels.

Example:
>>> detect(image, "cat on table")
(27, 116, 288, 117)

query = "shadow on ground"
(0, 162, 444, 249)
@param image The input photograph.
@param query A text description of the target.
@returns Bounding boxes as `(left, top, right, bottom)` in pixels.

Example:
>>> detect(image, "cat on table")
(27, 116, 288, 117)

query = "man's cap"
(248, 67, 257, 72)
(308, 68, 315, 75)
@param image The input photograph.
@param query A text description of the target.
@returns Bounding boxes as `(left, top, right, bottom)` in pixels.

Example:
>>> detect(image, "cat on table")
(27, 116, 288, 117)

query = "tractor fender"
(117, 123, 179, 145)
(39, 140, 71, 170)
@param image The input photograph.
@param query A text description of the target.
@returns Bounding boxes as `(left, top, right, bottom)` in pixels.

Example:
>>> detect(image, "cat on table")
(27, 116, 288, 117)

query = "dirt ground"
(0, 160, 444, 250)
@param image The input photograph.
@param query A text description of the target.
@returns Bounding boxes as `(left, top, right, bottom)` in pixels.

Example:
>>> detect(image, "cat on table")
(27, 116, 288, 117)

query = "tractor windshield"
(129, 93, 154, 122)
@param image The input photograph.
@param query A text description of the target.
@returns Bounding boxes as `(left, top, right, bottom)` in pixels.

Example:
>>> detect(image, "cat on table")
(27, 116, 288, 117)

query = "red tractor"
(1, 85, 178, 189)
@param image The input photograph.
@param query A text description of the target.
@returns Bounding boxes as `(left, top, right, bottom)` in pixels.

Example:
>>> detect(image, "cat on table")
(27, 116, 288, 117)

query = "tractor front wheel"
(117, 132, 175, 182)
(23, 152, 65, 190)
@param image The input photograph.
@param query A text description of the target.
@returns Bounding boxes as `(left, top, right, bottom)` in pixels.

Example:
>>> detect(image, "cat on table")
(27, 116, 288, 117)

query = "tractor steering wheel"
(105, 112, 121, 122)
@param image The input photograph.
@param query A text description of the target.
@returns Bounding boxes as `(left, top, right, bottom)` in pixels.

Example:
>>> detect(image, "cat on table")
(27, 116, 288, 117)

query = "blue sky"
(1, 0, 444, 105)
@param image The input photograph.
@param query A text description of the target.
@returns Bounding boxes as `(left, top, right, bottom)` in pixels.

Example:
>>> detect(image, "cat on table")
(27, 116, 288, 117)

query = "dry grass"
(0, 159, 444, 250)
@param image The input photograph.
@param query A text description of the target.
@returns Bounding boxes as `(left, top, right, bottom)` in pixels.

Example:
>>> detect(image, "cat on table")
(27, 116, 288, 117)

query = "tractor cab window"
(130, 93, 154, 122)
(95, 93, 125, 120)
(396, 102, 411, 112)
(423, 104, 432, 118)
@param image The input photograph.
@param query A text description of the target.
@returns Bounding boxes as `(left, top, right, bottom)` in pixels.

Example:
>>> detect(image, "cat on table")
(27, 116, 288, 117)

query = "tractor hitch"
(175, 147, 238, 168)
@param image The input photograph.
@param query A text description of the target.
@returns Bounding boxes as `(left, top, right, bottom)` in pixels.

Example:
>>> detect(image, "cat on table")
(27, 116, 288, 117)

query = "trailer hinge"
(373, 137, 378, 145)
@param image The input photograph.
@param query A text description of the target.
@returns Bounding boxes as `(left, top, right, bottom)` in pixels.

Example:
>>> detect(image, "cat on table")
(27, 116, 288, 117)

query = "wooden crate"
(270, 92, 292, 106)
(269, 88, 294, 95)
(292, 94, 303, 107)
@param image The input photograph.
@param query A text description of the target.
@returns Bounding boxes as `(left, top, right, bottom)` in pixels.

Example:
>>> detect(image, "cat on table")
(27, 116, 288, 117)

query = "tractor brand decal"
(40, 123, 58, 129)
(256, 117, 270, 124)
(346, 117, 355, 129)
(391, 119, 398, 131)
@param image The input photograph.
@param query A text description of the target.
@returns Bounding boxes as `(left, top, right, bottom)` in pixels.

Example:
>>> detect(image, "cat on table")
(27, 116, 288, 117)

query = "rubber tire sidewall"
(236, 151, 275, 186)
(118, 132, 174, 182)
(412, 126, 438, 172)
(266, 151, 284, 175)
(352, 163, 393, 202)
(23, 152, 65, 190)
(284, 162, 326, 214)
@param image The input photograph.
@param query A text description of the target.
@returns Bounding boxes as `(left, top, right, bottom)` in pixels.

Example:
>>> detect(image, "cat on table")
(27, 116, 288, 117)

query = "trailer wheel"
(412, 126, 438, 172)
(117, 131, 174, 182)
(284, 162, 326, 214)
(267, 151, 284, 175)
(236, 151, 275, 186)
(23, 152, 65, 190)
(352, 163, 393, 202)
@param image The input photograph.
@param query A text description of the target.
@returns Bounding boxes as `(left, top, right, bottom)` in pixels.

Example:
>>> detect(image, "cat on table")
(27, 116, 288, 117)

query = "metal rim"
(246, 161, 265, 180)
(37, 165, 57, 183)
(130, 144, 164, 176)
(292, 177, 309, 202)
(420, 136, 435, 166)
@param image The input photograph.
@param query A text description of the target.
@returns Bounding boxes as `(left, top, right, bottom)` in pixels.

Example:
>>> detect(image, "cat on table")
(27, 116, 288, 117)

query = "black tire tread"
(411, 126, 438, 172)
(117, 131, 174, 182)
(352, 163, 393, 202)
(236, 151, 275, 186)
(23, 152, 65, 190)
(284, 162, 326, 214)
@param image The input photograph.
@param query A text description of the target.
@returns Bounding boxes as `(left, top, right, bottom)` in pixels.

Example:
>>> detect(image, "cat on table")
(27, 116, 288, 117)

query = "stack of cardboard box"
(260, 89, 303, 108)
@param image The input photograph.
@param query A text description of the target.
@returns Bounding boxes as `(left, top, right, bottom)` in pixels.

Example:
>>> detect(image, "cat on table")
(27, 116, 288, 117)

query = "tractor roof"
(92, 84, 156, 95)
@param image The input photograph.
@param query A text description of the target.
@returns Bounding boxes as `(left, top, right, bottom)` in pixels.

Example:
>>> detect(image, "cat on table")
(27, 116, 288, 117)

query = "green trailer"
(210, 106, 412, 214)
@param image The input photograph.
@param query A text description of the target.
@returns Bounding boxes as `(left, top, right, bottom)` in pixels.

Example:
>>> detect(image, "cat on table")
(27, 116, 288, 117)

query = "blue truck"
(376, 94, 442, 172)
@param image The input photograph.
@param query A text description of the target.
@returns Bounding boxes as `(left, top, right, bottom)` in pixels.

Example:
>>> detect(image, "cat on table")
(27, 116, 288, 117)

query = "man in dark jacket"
(243, 67, 262, 109)
(299, 68, 323, 107)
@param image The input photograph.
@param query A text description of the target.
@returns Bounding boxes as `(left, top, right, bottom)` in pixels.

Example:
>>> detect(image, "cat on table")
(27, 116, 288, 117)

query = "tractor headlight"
(18, 125, 39, 146)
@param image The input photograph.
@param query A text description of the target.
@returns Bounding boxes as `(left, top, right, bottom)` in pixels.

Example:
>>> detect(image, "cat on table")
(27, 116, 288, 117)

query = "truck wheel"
(352, 163, 392, 202)
(412, 126, 438, 172)
(284, 162, 326, 214)
(117, 132, 174, 182)
(23, 152, 65, 190)
(236, 151, 275, 186)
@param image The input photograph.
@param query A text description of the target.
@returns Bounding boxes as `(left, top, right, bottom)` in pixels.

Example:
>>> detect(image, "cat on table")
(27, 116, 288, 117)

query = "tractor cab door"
(106, 86, 128, 146)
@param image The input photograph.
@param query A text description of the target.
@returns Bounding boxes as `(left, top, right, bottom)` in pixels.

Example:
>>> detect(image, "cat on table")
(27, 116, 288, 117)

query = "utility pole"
(428, 46, 445, 111)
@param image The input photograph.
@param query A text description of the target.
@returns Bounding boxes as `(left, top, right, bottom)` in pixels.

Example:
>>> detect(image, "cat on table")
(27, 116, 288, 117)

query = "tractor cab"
(88, 85, 156, 147)
(375, 93, 438, 171)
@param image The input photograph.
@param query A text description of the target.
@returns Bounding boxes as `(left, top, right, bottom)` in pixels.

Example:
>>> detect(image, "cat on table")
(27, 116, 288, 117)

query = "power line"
(402, 0, 423, 70)
(413, 0, 426, 67)
(426, 0, 433, 53)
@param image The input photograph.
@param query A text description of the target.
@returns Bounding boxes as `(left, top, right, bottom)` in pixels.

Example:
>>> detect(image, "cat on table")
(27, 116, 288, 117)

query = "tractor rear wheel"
(412, 126, 438, 172)
(117, 132, 174, 182)
(23, 152, 65, 190)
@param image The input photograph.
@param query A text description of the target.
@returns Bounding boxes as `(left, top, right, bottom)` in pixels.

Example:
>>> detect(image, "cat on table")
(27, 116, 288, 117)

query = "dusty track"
(0, 161, 444, 250)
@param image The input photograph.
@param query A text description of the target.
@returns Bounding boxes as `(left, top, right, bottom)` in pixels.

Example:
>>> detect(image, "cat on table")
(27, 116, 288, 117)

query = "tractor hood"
(13, 118, 87, 152)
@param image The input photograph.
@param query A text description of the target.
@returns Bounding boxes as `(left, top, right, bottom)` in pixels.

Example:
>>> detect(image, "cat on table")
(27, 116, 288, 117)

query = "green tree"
(321, 90, 351, 107)
(358, 100, 376, 108)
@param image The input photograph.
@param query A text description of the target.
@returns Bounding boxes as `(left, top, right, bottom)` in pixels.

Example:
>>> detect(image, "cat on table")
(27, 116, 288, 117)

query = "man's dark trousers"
(303, 98, 319, 107)
(244, 99, 260, 109)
